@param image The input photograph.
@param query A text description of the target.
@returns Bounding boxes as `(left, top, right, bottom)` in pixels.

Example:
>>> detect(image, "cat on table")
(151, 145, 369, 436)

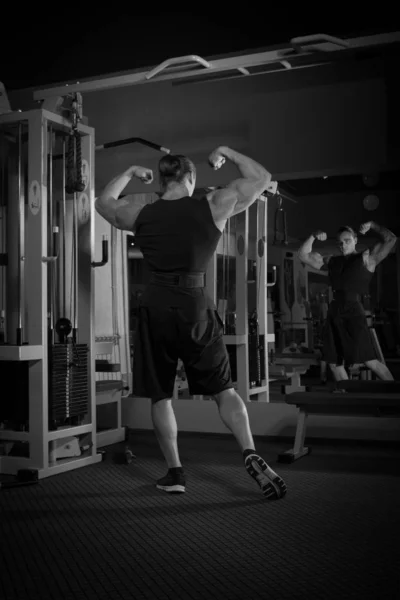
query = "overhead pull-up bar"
(32, 32, 400, 100)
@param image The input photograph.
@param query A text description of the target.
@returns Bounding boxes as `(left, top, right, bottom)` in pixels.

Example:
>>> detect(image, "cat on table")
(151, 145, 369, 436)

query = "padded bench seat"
(285, 392, 400, 410)
(278, 381, 400, 463)
(272, 354, 320, 394)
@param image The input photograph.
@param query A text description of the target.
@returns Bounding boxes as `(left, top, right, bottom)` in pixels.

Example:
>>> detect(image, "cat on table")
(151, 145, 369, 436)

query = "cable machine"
(0, 99, 108, 478)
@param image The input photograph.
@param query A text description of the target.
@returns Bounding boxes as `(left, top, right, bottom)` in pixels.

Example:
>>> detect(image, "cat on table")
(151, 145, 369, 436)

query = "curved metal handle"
(146, 55, 211, 80)
(267, 265, 277, 287)
(92, 235, 109, 267)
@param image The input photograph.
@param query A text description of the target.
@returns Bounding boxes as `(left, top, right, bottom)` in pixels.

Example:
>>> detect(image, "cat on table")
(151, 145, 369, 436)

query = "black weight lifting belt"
(332, 291, 361, 302)
(149, 272, 205, 288)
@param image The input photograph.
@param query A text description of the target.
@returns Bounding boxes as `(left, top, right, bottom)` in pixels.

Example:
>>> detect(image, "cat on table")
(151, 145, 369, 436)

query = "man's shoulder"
(192, 187, 217, 201)
(324, 253, 336, 264)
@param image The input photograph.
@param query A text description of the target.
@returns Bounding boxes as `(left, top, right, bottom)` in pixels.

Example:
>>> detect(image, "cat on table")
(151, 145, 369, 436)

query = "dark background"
(1, 9, 396, 90)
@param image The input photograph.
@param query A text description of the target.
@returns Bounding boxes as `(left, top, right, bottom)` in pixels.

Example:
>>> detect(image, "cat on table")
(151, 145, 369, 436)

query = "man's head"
(159, 154, 196, 197)
(337, 226, 357, 255)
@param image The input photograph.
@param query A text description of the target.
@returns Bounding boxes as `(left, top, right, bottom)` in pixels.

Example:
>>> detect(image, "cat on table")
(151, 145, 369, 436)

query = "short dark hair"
(158, 154, 196, 192)
(337, 225, 357, 238)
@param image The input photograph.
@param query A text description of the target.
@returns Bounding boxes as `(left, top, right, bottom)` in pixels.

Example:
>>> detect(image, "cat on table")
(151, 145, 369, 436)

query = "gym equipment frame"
(199, 197, 276, 402)
(32, 32, 400, 98)
(0, 108, 103, 478)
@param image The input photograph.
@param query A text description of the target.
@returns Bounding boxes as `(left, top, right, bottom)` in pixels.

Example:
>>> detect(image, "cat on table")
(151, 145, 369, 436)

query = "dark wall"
(268, 190, 399, 244)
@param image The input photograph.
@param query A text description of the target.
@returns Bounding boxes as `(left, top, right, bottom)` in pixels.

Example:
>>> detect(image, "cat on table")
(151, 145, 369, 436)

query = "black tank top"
(328, 253, 373, 295)
(133, 195, 221, 273)
(133, 195, 222, 312)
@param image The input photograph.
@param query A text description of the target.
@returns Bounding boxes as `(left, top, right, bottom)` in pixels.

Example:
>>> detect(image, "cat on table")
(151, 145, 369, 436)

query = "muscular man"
(95, 147, 287, 500)
(298, 223, 397, 381)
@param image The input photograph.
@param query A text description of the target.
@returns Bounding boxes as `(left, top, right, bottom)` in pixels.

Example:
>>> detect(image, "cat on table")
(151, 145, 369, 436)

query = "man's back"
(133, 195, 221, 274)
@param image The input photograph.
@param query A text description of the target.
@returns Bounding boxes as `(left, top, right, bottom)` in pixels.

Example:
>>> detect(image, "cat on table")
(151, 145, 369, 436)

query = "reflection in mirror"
(273, 170, 399, 384)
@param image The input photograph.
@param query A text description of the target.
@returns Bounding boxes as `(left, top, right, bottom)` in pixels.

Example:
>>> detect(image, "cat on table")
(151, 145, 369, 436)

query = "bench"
(278, 381, 400, 463)
(272, 353, 320, 394)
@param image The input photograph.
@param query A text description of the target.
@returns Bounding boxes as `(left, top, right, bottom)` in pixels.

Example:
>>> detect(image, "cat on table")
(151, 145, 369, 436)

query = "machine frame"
(0, 109, 102, 477)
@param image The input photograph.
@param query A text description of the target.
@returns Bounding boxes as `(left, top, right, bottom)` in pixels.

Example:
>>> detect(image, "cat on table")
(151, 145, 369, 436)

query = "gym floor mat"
(1, 431, 399, 600)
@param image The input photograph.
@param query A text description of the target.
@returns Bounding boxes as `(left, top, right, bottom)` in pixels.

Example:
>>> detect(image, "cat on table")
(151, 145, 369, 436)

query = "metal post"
(26, 110, 48, 470)
(226, 218, 231, 328)
(235, 210, 250, 401)
(62, 138, 67, 318)
(397, 243, 400, 348)
(256, 198, 269, 401)
(76, 127, 98, 451)
(73, 192, 78, 341)
(6, 128, 20, 345)
(221, 229, 226, 325)
(48, 126, 54, 344)
(17, 123, 25, 345)
(0, 132, 6, 343)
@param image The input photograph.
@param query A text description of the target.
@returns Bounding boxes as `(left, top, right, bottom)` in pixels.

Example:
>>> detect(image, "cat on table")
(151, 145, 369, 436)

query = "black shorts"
(322, 300, 377, 365)
(132, 286, 233, 402)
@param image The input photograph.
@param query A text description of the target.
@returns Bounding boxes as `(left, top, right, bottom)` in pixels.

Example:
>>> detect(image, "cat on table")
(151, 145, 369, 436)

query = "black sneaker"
(244, 453, 287, 499)
(156, 472, 186, 493)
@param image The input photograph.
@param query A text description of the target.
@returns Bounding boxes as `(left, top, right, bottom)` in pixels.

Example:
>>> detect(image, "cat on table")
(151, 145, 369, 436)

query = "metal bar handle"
(92, 235, 109, 267)
(54, 137, 171, 160)
(42, 226, 59, 263)
(95, 137, 171, 155)
(146, 55, 211, 80)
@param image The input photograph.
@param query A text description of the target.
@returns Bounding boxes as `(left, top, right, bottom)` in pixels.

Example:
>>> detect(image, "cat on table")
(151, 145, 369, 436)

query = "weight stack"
(248, 334, 266, 387)
(226, 334, 266, 387)
(49, 344, 89, 422)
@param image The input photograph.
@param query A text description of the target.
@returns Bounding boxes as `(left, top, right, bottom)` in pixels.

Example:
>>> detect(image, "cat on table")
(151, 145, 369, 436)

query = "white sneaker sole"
(245, 454, 287, 499)
(156, 484, 186, 493)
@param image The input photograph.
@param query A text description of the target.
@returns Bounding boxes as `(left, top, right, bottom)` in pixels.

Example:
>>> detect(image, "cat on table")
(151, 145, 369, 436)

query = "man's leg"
(320, 360, 328, 383)
(329, 363, 349, 381)
(132, 303, 184, 492)
(322, 312, 344, 383)
(151, 398, 186, 493)
(212, 387, 255, 451)
(213, 388, 287, 499)
(364, 359, 394, 380)
(151, 398, 182, 468)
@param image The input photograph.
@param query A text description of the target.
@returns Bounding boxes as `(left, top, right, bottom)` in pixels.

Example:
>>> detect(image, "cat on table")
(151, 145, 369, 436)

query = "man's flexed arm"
(360, 221, 397, 267)
(297, 231, 330, 270)
(95, 165, 153, 230)
(207, 147, 273, 220)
